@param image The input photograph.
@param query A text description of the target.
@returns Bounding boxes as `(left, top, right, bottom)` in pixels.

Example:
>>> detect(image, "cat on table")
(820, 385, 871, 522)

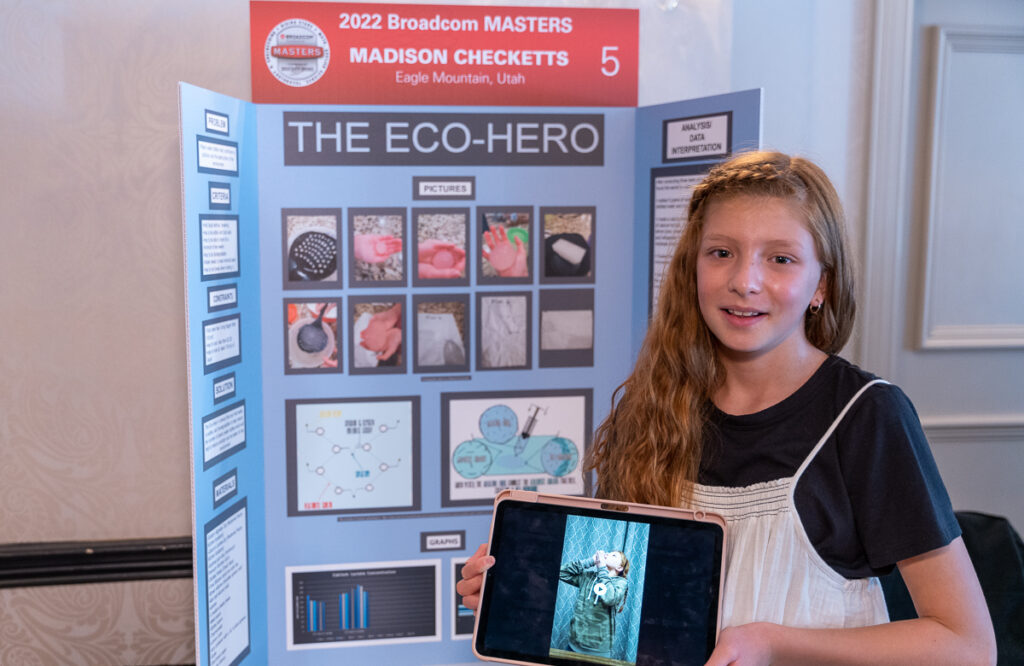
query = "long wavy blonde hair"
(587, 151, 857, 506)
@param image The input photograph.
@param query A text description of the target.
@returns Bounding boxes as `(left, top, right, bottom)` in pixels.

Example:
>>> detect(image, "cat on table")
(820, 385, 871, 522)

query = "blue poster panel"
(181, 80, 760, 664)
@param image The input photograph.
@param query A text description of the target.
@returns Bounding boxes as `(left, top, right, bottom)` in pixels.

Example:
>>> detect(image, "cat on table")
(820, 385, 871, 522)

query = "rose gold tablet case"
(472, 489, 727, 666)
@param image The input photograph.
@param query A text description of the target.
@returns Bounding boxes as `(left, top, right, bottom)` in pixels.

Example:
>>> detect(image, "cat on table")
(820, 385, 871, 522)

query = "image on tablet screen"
(549, 515, 648, 665)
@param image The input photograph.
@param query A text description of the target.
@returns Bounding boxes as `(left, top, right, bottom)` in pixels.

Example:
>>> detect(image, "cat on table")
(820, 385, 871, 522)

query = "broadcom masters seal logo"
(265, 19, 330, 87)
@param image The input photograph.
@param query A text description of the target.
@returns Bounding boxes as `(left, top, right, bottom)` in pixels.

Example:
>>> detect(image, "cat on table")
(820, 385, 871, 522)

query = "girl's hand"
(418, 239, 466, 278)
(376, 328, 401, 361)
(359, 304, 402, 358)
(482, 226, 528, 277)
(354, 234, 402, 263)
(704, 623, 774, 666)
(456, 543, 495, 611)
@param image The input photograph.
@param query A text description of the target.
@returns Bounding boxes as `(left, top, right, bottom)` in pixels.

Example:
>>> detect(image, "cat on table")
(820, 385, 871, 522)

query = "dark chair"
(880, 511, 1024, 665)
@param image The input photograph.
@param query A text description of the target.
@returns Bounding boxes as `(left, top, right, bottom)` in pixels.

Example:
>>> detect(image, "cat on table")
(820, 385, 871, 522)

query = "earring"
(808, 302, 822, 315)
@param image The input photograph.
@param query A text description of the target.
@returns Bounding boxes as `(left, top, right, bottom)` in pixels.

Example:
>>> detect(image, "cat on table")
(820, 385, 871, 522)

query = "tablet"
(473, 490, 726, 666)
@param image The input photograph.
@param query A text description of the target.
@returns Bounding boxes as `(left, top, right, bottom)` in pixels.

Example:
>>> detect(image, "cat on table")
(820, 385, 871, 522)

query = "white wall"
(729, 0, 874, 249)
(862, 0, 1024, 530)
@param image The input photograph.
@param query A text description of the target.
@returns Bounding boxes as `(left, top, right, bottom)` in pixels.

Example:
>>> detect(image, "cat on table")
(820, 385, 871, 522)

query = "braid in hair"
(689, 153, 800, 222)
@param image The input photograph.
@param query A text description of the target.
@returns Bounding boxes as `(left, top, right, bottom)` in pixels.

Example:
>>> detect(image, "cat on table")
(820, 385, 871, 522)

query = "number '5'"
(601, 46, 620, 77)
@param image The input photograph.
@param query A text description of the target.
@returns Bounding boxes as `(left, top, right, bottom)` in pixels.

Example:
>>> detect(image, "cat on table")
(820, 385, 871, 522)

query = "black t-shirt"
(698, 355, 960, 579)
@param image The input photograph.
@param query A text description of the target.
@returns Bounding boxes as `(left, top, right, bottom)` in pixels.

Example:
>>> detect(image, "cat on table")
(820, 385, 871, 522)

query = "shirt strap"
(789, 378, 889, 494)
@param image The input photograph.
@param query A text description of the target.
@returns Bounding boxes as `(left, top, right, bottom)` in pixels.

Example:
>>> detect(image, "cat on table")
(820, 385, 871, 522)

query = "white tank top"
(690, 379, 891, 629)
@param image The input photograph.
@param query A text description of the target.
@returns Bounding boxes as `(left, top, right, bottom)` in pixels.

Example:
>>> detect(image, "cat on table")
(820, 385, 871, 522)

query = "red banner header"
(250, 1, 638, 106)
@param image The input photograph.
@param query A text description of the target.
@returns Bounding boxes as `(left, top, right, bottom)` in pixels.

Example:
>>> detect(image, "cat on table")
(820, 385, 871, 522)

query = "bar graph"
(306, 596, 326, 633)
(289, 561, 438, 646)
(339, 585, 369, 630)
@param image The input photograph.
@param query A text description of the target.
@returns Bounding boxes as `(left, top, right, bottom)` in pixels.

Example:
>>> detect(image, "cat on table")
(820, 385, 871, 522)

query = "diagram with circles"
(291, 399, 417, 514)
(446, 393, 588, 504)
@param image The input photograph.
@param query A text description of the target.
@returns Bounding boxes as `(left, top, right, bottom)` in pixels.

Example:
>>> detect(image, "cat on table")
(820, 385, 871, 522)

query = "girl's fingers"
(456, 573, 481, 598)
(456, 543, 495, 611)
(462, 543, 494, 576)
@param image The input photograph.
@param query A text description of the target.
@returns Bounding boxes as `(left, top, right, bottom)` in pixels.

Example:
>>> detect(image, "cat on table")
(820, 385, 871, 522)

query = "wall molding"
(920, 324, 1024, 349)
(0, 537, 192, 589)
(859, 0, 915, 377)
(917, 26, 1024, 350)
(922, 414, 1024, 444)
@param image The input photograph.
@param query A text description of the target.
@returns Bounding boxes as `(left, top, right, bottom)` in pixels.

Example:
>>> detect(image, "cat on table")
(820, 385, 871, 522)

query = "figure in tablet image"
(559, 551, 629, 656)
(550, 516, 647, 665)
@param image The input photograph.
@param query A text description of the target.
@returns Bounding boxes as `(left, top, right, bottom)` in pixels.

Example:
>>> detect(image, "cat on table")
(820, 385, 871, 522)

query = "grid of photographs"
(279, 204, 596, 375)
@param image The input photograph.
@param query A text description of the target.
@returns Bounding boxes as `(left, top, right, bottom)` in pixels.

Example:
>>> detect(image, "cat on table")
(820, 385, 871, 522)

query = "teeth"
(727, 310, 761, 317)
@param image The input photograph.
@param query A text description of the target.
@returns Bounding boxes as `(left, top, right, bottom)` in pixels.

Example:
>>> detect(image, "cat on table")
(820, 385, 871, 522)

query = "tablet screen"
(475, 498, 724, 666)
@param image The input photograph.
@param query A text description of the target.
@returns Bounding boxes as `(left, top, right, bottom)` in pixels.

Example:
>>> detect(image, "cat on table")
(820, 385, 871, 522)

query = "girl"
(558, 550, 630, 658)
(458, 151, 995, 665)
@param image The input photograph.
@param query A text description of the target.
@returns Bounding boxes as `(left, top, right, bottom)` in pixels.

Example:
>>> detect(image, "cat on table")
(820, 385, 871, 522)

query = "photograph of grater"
(289, 230, 337, 281)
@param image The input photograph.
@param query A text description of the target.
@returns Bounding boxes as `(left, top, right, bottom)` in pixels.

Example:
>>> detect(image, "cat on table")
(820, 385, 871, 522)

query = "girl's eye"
(771, 255, 794, 265)
(710, 249, 731, 258)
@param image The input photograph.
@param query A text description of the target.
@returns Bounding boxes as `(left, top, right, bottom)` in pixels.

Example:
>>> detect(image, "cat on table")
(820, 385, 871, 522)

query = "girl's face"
(696, 195, 825, 364)
(603, 551, 624, 574)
